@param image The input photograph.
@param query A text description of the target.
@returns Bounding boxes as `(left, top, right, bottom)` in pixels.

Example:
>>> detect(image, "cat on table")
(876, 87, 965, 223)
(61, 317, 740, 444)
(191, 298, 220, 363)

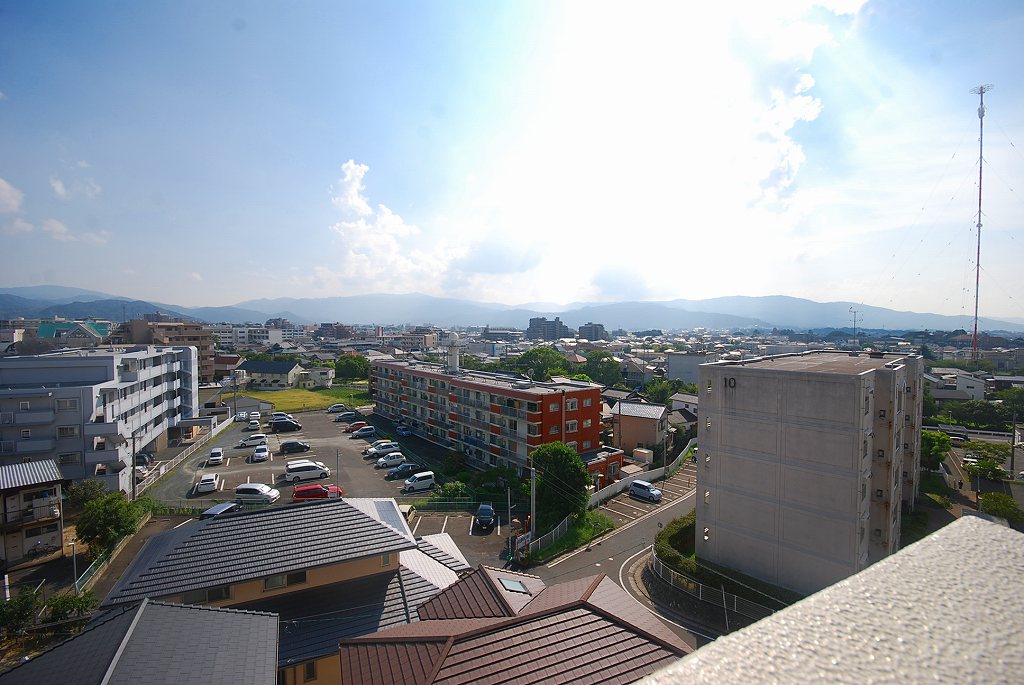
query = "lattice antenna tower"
(969, 84, 993, 360)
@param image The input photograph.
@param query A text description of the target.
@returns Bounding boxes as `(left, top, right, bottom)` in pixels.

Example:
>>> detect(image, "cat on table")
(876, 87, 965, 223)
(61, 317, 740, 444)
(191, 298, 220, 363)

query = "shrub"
(46, 590, 97, 622)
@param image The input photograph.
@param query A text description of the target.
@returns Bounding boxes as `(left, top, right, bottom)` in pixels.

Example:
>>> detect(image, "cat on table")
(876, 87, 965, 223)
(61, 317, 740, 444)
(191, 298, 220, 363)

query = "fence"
(648, 551, 776, 622)
(529, 513, 572, 555)
(588, 438, 696, 509)
(135, 417, 235, 496)
(75, 511, 152, 593)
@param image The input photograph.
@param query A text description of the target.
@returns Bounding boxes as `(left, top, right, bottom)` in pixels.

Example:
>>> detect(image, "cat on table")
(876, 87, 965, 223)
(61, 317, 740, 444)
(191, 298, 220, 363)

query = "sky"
(1, 1, 1022, 322)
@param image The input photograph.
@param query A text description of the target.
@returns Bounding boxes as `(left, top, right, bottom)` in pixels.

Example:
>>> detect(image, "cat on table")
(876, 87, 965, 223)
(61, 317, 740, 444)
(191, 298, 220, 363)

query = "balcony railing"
(4, 498, 61, 526)
(0, 409, 55, 426)
(0, 438, 55, 455)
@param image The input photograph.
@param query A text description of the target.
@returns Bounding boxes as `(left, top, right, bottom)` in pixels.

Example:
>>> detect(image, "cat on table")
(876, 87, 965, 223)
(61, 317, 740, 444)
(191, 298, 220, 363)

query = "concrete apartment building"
(526, 317, 571, 341)
(666, 351, 721, 384)
(121, 319, 215, 383)
(577, 322, 609, 341)
(370, 340, 603, 474)
(696, 350, 924, 595)
(0, 346, 199, 493)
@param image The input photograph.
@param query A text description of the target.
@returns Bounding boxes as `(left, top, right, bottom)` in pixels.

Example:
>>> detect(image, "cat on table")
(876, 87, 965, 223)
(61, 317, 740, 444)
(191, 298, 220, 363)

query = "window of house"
(382, 552, 392, 567)
(264, 571, 307, 591)
(303, 662, 316, 682)
(565, 398, 578, 411)
(19, 401, 30, 410)
(566, 441, 577, 451)
(582, 440, 591, 449)
(582, 419, 592, 428)
(59, 452, 81, 464)
(566, 420, 578, 433)
(20, 429, 30, 439)
(582, 398, 592, 407)
(58, 425, 80, 438)
(57, 398, 78, 411)
(548, 425, 559, 435)
(549, 402, 560, 412)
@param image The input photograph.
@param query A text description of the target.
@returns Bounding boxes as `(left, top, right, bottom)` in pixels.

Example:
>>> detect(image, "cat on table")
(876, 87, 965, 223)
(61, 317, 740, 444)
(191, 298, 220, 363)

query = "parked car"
(333, 411, 358, 422)
(251, 445, 270, 462)
(385, 463, 419, 481)
(326, 403, 349, 413)
(343, 421, 368, 433)
(234, 483, 280, 504)
(474, 502, 497, 531)
(375, 452, 405, 469)
(280, 440, 311, 454)
(237, 433, 268, 448)
(365, 442, 400, 458)
(271, 412, 294, 421)
(249, 412, 261, 421)
(135, 452, 155, 466)
(292, 483, 344, 501)
(199, 502, 242, 519)
(402, 470, 435, 493)
(351, 426, 377, 439)
(629, 480, 662, 503)
(233, 411, 249, 422)
(247, 419, 261, 431)
(271, 419, 302, 433)
(195, 473, 221, 494)
(396, 425, 413, 437)
(283, 459, 331, 483)
(207, 447, 224, 466)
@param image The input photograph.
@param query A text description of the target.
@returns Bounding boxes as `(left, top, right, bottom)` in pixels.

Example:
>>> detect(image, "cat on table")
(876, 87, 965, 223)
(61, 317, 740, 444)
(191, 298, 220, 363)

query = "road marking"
(412, 517, 422, 535)
(468, 519, 474, 536)
(441, 516, 448, 534)
(225, 458, 231, 467)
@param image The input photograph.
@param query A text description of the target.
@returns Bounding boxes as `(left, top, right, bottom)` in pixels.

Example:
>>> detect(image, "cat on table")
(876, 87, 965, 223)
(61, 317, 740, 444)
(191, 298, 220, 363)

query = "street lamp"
(71, 540, 78, 595)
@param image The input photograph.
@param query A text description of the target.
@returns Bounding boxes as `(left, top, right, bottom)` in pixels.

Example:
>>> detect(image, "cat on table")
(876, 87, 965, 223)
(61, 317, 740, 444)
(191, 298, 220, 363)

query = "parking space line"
(219, 480, 225, 492)
(412, 517, 422, 535)
(599, 504, 637, 521)
(225, 458, 231, 467)
(441, 516, 448, 534)
(468, 519, 474, 536)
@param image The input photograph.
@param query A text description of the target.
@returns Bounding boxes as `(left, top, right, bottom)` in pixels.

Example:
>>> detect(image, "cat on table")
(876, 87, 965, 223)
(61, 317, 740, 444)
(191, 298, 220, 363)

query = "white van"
(238, 433, 268, 448)
(402, 471, 435, 493)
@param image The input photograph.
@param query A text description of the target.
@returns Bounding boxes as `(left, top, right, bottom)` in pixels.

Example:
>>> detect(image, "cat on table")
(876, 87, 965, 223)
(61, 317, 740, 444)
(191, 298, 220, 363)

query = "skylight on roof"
(499, 578, 531, 594)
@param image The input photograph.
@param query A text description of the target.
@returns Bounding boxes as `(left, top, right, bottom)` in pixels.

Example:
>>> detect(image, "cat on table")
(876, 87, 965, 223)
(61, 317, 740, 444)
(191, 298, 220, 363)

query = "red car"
(291, 484, 343, 502)
(343, 421, 368, 433)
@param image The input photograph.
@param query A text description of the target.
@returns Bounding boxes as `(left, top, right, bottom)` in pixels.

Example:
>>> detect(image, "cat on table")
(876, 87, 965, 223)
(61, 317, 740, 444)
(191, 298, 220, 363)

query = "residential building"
(297, 365, 335, 389)
(621, 356, 657, 387)
(0, 599, 279, 685)
(526, 317, 571, 341)
(0, 346, 199, 493)
(669, 392, 698, 414)
(612, 400, 670, 460)
(119, 319, 215, 383)
(1, 459, 64, 566)
(578, 321, 609, 341)
(697, 350, 924, 595)
(666, 351, 721, 384)
(102, 498, 468, 685)
(583, 447, 625, 488)
(378, 331, 438, 351)
(370, 355, 603, 474)
(213, 353, 242, 380)
(338, 565, 690, 684)
(35, 320, 110, 348)
(237, 359, 303, 389)
(479, 325, 524, 342)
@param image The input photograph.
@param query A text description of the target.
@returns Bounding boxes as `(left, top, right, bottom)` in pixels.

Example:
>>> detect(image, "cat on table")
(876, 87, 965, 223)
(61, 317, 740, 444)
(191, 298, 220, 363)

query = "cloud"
(50, 177, 68, 200)
(331, 160, 373, 216)
(50, 175, 101, 200)
(80, 230, 111, 244)
(76, 160, 90, 169)
(188, 272, 203, 282)
(0, 177, 23, 213)
(2, 218, 33, 236)
(42, 219, 74, 241)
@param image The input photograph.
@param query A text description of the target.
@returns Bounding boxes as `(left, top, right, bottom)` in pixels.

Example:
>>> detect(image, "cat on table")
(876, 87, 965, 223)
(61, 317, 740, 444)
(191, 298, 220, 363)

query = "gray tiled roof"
(0, 458, 63, 490)
(102, 499, 417, 607)
(613, 401, 667, 420)
(0, 599, 278, 685)
(238, 359, 301, 375)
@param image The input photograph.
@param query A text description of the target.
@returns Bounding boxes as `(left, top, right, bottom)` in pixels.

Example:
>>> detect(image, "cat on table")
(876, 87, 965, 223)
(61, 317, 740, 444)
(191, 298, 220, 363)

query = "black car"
(385, 462, 419, 481)
(271, 420, 302, 433)
(474, 502, 497, 531)
(280, 440, 311, 454)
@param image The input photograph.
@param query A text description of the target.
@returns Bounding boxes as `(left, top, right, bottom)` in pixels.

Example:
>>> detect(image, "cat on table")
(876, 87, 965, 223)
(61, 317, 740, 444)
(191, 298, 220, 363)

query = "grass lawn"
(900, 509, 929, 548)
(535, 511, 614, 562)
(920, 472, 953, 509)
(224, 384, 371, 413)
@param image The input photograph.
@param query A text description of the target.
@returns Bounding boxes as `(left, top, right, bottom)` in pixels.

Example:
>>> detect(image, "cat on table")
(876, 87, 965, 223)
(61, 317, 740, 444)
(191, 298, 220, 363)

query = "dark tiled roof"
(238, 359, 301, 375)
(0, 458, 63, 490)
(236, 566, 443, 666)
(0, 600, 278, 685)
(416, 568, 515, 620)
(103, 499, 416, 607)
(415, 536, 472, 573)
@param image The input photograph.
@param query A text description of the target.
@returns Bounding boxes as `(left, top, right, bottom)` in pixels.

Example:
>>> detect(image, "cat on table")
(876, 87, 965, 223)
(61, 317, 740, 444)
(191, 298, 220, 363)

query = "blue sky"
(1, 1, 1022, 324)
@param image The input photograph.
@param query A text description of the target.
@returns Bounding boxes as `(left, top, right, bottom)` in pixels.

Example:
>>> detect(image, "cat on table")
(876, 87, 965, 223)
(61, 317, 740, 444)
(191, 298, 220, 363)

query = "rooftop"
(613, 400, 667, 420)
(372, 359, 601, 396)
(712, 350, 919, 375)
(0, 458, 63, 490)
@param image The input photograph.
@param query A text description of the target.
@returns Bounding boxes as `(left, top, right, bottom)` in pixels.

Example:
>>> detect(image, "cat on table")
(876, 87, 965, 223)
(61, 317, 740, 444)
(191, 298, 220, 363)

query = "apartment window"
(549, 425, 559, 435)
(582, 419, 592, 428)
(705, 419, 711, 430)
(20, 429, 31, 439)
(566, 441, 577, 451)
(566, 420, 578, 433)
(875, 489, 884, 498)
(303, 662, 316, 682)
(263, 571, 306, 591)
(582, 440, 591, 449)
(703, 527, 710, 541)
(58, 452, 81, 465)
(583, 398, 592, 407)
(861, 484, 867, 499)
(56, 398, 78, 411)
(878, 409, 886, 419)
(877, 449, 885, 459)
(19, 401, 30, 410)
(864, 396, 869, 415)
(549, 402, 560, 412)
(382, 552, 392, 567)
(565, 398, 578, 411)
(25, 523, 59, 538)
(58, 425, 79, 439)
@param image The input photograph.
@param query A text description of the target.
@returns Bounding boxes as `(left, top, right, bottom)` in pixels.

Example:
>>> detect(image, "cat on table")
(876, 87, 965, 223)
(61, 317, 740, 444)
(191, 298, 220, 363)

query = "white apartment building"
(696, 350, 923, 595)
(205, 324, 307, 347)
(0, 346, 199, 494)
(666, 351, 721, 385)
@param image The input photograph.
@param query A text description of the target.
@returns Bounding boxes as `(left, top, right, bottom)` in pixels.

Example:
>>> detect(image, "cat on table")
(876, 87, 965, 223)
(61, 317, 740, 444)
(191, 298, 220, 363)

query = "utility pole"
(530, 467, 537, 541)
(969, 84, 993, 361)
(336, 448, 341, 488)
(130, 431, 137, 501)
(1011, 412, 1017, 479)
(849, 307, 859, 349)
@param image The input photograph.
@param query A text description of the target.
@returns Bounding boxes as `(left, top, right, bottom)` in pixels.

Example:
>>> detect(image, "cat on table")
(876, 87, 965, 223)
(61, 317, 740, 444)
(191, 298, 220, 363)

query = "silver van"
(283, 459, 331, 483)
(237, 433, 268, 448)
(402, 471, 435, 493)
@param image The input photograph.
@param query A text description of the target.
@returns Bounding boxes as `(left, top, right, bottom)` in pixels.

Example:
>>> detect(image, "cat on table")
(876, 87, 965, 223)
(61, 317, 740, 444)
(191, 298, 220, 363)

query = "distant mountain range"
(1, 286, 1022, 334)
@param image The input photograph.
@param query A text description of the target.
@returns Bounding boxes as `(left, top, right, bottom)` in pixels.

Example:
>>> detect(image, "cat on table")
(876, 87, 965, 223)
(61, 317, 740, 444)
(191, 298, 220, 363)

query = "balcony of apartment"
(0, 409, 56, 426)
(4, 497, 61, 527)
(0, 438, 56, 455)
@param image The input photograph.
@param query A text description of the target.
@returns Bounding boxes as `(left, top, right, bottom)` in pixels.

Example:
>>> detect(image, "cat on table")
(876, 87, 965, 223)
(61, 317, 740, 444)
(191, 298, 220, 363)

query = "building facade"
(0, 346, 199, 493)
(370, 359, 603, 473)
(696, 350, 923, 595)
(1, 458, 64, 565)
(526, 317, 571, 341)
(578, 322, 609, 341)
(122, 319, 215, 383)
(666, 351, 721, 385)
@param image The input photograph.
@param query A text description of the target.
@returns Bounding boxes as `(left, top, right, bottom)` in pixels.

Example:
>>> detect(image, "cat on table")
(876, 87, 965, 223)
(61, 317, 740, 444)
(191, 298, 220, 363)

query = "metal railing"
(134, 417, 234, 496)
(648, 551, 776, 622)
(529, 513, 572, 555)
(587, 439, 695, 509)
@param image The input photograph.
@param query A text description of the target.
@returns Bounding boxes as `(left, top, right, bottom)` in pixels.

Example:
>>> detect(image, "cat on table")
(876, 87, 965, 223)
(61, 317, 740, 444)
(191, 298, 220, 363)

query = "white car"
(375, 452, 405, 469)
(247, 419, 261, 431)
(249, 412, 261, 421)
(233, 412, 249, 422)
(252, 445, 270, 462)
(195, 473, 221, 494)
(283, 460, 331, 483)
(238, 433, 268, 448)
(326, 403, 348, 413)
(271, 412, 294, 421)
(234, 483, 280, 504)
(208, 448, 224, 466)
(365, 442, 401, 458)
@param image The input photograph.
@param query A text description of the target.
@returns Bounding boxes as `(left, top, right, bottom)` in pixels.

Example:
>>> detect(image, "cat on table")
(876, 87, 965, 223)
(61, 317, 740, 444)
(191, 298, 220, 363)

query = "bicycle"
(25, 541, 61, 559)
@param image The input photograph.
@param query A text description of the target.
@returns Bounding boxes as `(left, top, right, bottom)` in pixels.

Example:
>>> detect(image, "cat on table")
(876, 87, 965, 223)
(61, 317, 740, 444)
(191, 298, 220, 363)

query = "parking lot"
(596, 459, 698, 527)
(409, 512, 510, 568)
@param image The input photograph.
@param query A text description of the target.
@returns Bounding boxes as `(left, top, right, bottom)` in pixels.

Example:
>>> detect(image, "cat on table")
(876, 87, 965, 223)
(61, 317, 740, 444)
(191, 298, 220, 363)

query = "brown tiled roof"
(417, 568, 512, 620)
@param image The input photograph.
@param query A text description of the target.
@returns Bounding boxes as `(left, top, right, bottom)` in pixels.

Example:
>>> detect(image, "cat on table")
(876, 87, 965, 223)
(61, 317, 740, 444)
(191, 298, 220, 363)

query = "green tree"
(950, 400, 1007, 431)
(963, 441, 1011, 463)
(922, 385, 939, 420)
(644, 379, 675, 405)
(515, 347, 571, 381)
(45, 590, 98, 622)
(0, 587, 42, 637)
(995, 387, 1024, 419)
(919, 430, 952, 471)
(964, 458, 1007, 481)
(532, 442, 590, 530)
(335, 355, 369, 380)
(76, 493, 144, 555)
(431, 481, 469, 500)
(64, 479, 108, 510)
(583, 350, 623, 387)
(978, 492, 1024, 524)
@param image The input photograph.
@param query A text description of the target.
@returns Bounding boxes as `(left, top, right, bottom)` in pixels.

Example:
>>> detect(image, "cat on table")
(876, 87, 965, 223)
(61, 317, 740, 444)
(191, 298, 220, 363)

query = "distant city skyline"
(1, 2, 1022, 319)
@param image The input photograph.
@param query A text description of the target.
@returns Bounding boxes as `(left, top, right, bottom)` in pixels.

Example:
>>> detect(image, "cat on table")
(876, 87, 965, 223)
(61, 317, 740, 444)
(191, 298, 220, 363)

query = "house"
(237, 359, 303, 389)
(669, 392, 698, 414)
(582, 447, 625, 488)
(600, 388, 646, 409)
(0, 599, 279, 684)
(611, 400, 670, 459)
(298, 366, 335, 389)
(102, 498, 469, 685)
(338, 565, 690, 684)
(0, 459, 64, 566)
